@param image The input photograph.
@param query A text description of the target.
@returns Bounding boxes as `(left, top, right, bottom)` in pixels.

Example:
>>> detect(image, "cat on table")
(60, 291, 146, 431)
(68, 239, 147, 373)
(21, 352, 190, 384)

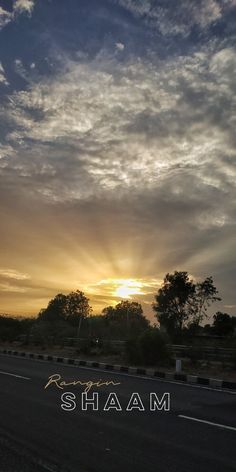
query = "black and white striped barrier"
(1, 348, 235, 391)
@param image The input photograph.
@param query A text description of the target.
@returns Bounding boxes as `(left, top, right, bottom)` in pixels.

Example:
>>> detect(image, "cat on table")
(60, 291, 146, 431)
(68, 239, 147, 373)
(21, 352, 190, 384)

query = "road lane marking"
(0, 370, 30, 380)
(178, 414, 236, 431)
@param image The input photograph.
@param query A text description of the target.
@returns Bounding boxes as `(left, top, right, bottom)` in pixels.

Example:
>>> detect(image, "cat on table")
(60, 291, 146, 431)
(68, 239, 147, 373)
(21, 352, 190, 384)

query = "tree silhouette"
(66, 290, 92, 326)
(213, 312, 236, 336)
(153, 271, 221, 336)
(38, 291, 91, 325)
(102, 300, 149, 338)
(38, 294, 68, 323)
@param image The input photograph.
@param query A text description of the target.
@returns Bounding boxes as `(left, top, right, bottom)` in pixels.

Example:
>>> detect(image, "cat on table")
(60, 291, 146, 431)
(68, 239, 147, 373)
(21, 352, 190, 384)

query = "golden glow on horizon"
(0, 258, 161, 318)
(114, 279, 145, 299)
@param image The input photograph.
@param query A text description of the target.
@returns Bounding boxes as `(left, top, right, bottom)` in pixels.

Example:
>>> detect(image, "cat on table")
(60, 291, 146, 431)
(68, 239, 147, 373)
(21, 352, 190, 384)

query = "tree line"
(0, 271, 236, 344)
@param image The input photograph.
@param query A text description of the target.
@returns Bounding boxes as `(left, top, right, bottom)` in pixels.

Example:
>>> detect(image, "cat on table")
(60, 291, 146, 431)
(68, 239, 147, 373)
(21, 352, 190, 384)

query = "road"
(0, 354, 235, 472)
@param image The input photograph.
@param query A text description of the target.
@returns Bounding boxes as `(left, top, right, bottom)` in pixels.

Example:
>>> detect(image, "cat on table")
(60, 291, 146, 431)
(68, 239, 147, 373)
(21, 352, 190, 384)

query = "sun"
(114, 279, 144, 299)
(116, 285, 135, 299)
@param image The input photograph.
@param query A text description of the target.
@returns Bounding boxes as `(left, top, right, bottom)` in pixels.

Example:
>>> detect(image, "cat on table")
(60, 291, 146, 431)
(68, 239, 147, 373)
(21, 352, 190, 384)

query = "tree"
(36, 290, 92, 344)
(0, 315, 24, 342)
(66, 290, 92, 341)
(102, 300, 149, 338)
(38, 294, 68, 323)
(37, 291, 92, 326)
(103, 300, 145, 321)
(153, 271, 221, 337)
(189, 277, 221, 325)
(66, 290, 92, 326)
(153, 272, 195, 335)
(213, 312, 236, 337)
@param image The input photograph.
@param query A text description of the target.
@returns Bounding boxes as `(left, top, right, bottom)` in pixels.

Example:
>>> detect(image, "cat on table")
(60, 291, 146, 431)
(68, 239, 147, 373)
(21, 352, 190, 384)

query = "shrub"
(230, 339, 236, 368)
(126, 328, 171, 366)
(186, 345, 204, 365)
(126, 337, 141, 364)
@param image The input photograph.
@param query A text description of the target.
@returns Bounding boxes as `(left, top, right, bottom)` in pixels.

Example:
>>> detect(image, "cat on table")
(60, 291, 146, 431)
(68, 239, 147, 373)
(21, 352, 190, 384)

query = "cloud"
(209, 47, 236, 79)
(0, 269, 31, 280)
(0, 62, 8, 85)
(0, 283, 26, 293)
(73, 277, 162, 311)
(2, 41, 235, 205)
(13, 0, 35, 15)
(0, 6, 12, 30)
(0, 0, 35, 31)
(1, 41, 235, 306)
(0, 142, 15, 160)
(115, 42, 125, 51)
(113, 0, 235, 36)
(0, 269, 31, 298)
(0, 283, 27, 293)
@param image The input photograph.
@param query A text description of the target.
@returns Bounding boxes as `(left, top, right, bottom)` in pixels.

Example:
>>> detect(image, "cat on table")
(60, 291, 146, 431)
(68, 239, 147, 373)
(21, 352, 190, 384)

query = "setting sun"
(114, 279, 145, 299)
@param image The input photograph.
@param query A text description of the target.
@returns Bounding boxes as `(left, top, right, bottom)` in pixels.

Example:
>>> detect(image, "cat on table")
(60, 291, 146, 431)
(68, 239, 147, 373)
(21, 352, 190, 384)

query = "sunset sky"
(0, 0, 235, 320)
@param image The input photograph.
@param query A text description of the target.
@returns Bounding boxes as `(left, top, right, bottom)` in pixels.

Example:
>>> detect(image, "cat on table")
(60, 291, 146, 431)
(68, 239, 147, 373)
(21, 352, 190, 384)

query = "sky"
(0, 0, 235, 320)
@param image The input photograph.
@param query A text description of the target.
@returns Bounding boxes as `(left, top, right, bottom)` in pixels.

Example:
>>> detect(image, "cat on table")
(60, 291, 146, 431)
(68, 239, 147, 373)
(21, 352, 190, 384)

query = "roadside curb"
(1, 348, 236, 391)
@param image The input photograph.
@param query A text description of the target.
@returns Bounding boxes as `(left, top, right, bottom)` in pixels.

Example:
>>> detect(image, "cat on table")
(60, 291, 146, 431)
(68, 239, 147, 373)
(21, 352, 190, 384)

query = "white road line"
(0, 370, 30, 380)
(178, 414, 236, 431)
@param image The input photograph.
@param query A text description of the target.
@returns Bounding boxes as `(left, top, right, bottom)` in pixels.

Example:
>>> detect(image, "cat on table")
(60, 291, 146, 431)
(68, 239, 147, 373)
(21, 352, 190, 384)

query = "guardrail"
(5, 336, 236, 361)
(171, 344, 236, 361)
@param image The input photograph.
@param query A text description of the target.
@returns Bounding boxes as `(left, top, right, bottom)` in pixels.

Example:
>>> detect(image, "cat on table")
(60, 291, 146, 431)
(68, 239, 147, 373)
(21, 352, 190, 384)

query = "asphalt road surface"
(0, 354, 235, 472)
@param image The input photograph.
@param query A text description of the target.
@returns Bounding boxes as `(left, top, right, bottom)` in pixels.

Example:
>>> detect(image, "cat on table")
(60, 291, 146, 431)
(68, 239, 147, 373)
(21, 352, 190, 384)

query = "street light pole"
(76, 316, 83, 347)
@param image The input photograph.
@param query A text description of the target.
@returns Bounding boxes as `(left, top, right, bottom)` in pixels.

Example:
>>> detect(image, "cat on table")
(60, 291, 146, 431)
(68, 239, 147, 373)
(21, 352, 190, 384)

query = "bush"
(126, 337, 140, 364)
(76, 338, 92, 355)
(230, 339, 236, 368)
(185, 345, 203, 365)
(126, 328, 171, 366)
(31, 320, 74, 347)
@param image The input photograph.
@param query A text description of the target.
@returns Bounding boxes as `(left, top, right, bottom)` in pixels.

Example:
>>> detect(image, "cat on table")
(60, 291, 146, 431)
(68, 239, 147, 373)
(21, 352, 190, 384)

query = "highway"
(0, 353, 235, 472)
